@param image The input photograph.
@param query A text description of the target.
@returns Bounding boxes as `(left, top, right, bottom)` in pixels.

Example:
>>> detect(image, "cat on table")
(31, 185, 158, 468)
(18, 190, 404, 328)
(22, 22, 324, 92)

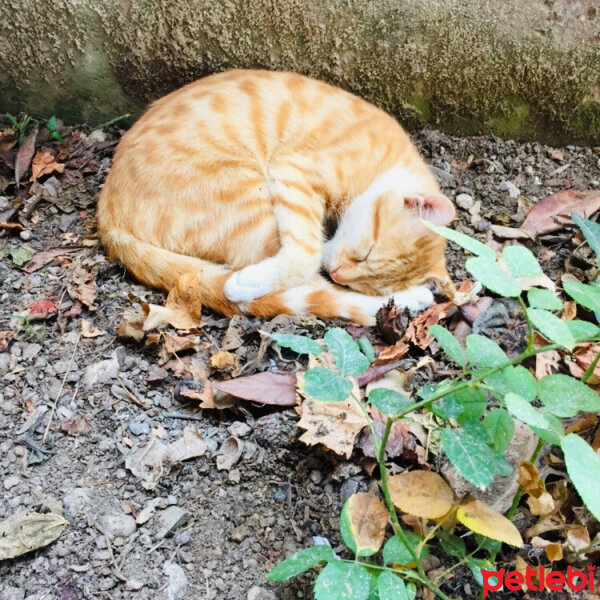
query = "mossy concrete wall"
(1, 0, 599, 144)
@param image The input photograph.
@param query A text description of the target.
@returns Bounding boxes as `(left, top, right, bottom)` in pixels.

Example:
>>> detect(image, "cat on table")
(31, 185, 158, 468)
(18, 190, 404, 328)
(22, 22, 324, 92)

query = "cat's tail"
(100, 230, 239, 316)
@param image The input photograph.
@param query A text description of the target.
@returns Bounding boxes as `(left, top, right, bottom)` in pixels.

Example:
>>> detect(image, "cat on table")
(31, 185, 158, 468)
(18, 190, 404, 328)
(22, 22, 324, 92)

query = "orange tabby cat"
(97, 70, 455, 325)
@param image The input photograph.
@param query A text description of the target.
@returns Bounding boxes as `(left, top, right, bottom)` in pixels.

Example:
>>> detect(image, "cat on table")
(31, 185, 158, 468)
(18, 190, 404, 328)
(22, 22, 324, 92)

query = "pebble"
(19, 230, 32, 241)
(247, 586, 277, 600)
(63, 488, 92, 517)
(499, 180, 520, 198)
(22, 343, 42, 361)
(4, 475, 20, 490)
(340, 478, 360, 503)
(273, 489, 287, 503)
(310, 470, 323, 484)
(175, 530, 192, 545)
(157, 506, 191, 539)
(455, 193, 474, 210)
(126, 579, 145, 591)
(228, 421, 252, 438)
(163, 561, 188, 600)
(100, 512, 136, 538)
(2, 586, 25, 600)
(128, 420, 150, 436)
(82, 353, 119, 387)
(475, 219, 490, 232)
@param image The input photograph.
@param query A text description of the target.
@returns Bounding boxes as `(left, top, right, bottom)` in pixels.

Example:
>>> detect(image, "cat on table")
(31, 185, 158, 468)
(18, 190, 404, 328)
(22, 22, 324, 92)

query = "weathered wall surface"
(0, 0, 599, 144)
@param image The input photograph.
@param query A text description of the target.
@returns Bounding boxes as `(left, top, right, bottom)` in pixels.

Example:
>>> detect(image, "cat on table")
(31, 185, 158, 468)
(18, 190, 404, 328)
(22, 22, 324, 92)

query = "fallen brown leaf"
(0, 128, 17, 156)
(389, 471, 454, 519)
(14, 125, 38, 184)
(24, 247, 76, 274)
(116, 318, 145, 342)
(142, 272, 203, 330)
(210, 350, 239, 372)
(28, 299, 58, 319)
(68, 264, 97, 310)
(30, 151, 65, 181)
(213, 371, 297, 406)
(375, 340, 409, 364)
(568, 342, 600, 384)
(405, 301, 452, 350)
(376, 299, 410, 343)
(59, 415, 92, 436)
(162, 332, 198, 354)
(343, 492, 388, 555)
(0, 330, 14, 351)
(520, 190, 600, 237)
(80, 319, 106, 338)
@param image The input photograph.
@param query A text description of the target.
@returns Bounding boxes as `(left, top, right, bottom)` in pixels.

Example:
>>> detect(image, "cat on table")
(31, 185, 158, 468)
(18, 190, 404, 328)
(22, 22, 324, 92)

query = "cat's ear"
(404, 193, 455, 234)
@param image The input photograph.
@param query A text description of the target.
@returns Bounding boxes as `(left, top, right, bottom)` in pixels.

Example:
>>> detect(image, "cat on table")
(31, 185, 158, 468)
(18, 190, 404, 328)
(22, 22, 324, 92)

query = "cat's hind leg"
(246, 276, 433, 326)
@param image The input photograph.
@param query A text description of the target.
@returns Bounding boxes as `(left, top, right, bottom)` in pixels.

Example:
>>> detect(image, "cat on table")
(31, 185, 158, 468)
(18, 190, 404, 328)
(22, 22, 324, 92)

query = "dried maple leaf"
(68, 264, 97, 310)
(59, 415, 92, 436)
(30, 151, 65, 181)
(296, 371, 367, 459)
(142, 272, 203, 330)
(520, 190, 600, 237)
(405, 301, 452, 350)
(212, 371, 297, 406)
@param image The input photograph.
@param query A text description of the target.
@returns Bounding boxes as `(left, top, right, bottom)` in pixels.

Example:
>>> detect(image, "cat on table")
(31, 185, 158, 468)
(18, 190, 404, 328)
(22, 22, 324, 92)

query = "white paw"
(224, 258, 280, 303)
(392, 285, 434, 312)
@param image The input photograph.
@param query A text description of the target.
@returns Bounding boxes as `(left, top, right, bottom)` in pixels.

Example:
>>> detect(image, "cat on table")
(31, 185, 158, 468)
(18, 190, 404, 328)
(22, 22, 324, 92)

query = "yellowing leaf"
(30, 151, 65, 181)
(531, 537, 563, 561)
(456, 499, 523, 548)
(388, 471, 454, 520)
(340, 492, 388, 556)
(518, 461, 545, 497)
(142, 272, 203, 330)
(527, 491, 555, 516)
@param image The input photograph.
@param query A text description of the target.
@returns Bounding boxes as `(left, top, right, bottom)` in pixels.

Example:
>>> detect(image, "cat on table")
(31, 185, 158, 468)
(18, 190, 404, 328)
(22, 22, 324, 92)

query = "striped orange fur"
(97, 70, 456, 326)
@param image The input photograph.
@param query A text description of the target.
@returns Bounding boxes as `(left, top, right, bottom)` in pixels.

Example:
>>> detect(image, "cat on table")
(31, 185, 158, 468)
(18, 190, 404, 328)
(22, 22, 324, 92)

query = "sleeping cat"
(97, 69, 455, 326)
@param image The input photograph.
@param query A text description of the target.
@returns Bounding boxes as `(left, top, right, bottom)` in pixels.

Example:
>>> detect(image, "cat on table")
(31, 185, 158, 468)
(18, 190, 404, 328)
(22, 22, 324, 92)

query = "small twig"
(42, 331, 82, 445)
(97, 525, 128, 582)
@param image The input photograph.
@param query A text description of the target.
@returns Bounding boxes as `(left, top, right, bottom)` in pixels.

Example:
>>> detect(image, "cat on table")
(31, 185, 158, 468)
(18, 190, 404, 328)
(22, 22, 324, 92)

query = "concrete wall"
(1, 0, 599, 144)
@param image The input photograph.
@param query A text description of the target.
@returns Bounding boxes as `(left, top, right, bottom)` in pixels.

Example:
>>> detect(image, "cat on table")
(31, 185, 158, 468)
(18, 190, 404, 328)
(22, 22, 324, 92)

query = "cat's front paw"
(224, 258, 280, 303)
(392, 285, 434, 312)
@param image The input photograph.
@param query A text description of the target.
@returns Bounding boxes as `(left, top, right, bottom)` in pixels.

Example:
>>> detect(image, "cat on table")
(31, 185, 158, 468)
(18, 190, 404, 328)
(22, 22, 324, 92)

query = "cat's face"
(324, 191, 456, 296)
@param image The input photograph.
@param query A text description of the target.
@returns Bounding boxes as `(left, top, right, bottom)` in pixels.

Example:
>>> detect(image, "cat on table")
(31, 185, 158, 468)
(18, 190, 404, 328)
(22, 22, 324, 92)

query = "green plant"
(5, 113, 33, 144)
(266, 218, 600, 600)
(47, 116, 63, 142)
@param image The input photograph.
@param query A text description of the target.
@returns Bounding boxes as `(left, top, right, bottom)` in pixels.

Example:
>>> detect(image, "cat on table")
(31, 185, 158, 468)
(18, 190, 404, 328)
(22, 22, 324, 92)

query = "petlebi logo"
(482, 565, 596, 596)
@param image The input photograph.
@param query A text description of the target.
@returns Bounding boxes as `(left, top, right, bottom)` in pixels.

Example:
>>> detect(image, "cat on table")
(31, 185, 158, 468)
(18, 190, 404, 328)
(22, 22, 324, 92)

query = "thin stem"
(517, 296, 535, 353)
(582, 350, 600, 384)
(506, 437, 544, 520)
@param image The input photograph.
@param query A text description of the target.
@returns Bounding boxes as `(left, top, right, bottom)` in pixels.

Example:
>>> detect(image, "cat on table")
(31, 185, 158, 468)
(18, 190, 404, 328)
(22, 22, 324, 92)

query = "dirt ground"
(1, 127, 599, 600)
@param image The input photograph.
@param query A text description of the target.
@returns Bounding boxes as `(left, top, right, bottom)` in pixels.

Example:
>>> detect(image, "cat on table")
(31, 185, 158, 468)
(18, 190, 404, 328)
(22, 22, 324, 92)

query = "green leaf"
(324, 328, 370, 375)
(432, 394, 463, 420)
(437, 531, 466, 558)
(382, 531, 425, 566)
(483, 409, 514, 453)
(530, 412, 564, 445)
(314, 561, 371, 600)
(460, 418, 491, 444)
(502, 245, 543, 278)
(454, 387, 488, 421)
(8, 244, 35, 267)
(504, 392, 551, 429)
(561, 434, 600, 521)
(527, 288, 563, 311)
(466, 256, 522, 297)
(429, 325, 466, 366)
(441, 428, 496, 489)
(424, 222, 496, 259)
(269, 332, 323, 355)
(485, 365, 537, 402)
(566, 320, 600, 342)
(48, 115, 57, 130)
(357, 337, 376, 363)
(564, 280, 600, 312)
(468, 558, 496, 588)
(267, 545, 335, 581)
(377, 571, 412, 600)
(490, 449, 512, 477)
(474, 534, 502, 555)
(367, 388, 413, 415)
(303, 368, 352, 402)
(572, 213, 600, 260)
(465, 334, 507, 367)
(538, 373, 600, 417)
(527, 308, 575, 349)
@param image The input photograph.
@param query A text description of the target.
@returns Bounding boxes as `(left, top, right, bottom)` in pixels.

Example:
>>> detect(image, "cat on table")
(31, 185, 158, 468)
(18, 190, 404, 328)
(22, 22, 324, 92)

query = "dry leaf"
(68, 264, 97, 310)
(14, 126, 38, 184)
(388, 471, 454, 520)
(520, 190, 600, 237)
(376, 339, 409, 364)
(213, 371, 297, 406)
(210, 350, 239, 371)
(0, 128, 17, 155)
(29, 298, 58, 319)
(116, 318, 145, 341)
(178, 380, 214, 409)
(296, 371, 367, 459)
(0, 330, 14, 351)
(566, 525, 590, 552)
(163, 332, 197, 354)
(30, 151, 65, 181)
(525, 514, 565, 540)
(341, 492, 388, 555)
(80, 319, 106, 338)
(405, 301, 453, 350)
(518, 461, 545, 497)
(164, 354, 208, 380)
(516, 273, 556, 292)
(568, 342, 600, 384)
(533, 333, 561, 378)
(216, 436, 243, 470)
(376, 299, 410, 343)
(456, 499, 523, 548)
(563, 301, 577, 321)
(142, 272, 203, 330)
(0, 508, 68, 559)
(59, 416, 92, 437)
(24, 247, 74, 274)
(167, 427, 208, 462)
(527, 491, 555, 516)
(490, 225, 533, 240)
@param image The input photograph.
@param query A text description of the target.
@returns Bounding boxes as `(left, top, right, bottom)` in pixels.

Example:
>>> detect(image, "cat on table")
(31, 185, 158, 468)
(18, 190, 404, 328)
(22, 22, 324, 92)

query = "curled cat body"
(98, 69, 456, 326)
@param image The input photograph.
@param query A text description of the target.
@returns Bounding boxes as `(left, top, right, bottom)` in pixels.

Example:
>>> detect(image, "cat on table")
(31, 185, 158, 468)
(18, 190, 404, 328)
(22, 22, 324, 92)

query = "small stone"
(63, 487, 92, 517)
(273, 489, 287, 503)
(4, 475, 20, 490)
(175, 529, 192, 545)
(88, 129, 107, 143)
(228, 421, 252, 438)
(126, 579, 145, 591)
(340, 478, 359, 503)
(82, 353, 119, 386)
(247, 586, 277, 600)
(157, 506, 191, 539)
(499, 180, 520, 198)
(128, 420, 150, 436)
(100, 512, 136, 538)
(19, 230, 32, 241)
(163, 561, 188, 600)
(22, 343, 42, 361)
(475, 219, 490, 232)
(455, 193, 474, 210)
(524, 165, 534, 175)
(310, 470, 323, 484)
(2, 586, 25, 600)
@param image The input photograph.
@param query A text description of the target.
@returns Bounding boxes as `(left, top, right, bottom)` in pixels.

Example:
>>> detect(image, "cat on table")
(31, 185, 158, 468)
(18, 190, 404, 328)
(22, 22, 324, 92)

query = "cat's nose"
(330, 268, 341, 283)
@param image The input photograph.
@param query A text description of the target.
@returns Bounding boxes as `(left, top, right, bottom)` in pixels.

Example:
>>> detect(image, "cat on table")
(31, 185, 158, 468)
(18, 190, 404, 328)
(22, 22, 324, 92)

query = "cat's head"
(323, 191, 456, 296)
